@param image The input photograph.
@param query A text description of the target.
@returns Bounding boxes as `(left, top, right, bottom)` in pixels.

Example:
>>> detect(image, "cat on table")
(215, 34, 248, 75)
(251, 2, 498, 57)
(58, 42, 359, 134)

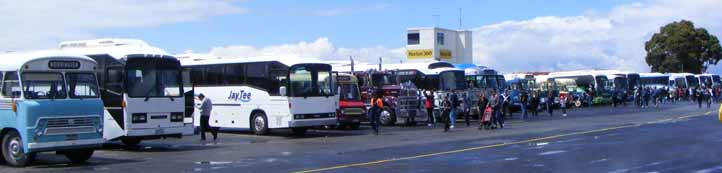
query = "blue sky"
(3, 0, 722, 73)
(96, 0, 638, 53)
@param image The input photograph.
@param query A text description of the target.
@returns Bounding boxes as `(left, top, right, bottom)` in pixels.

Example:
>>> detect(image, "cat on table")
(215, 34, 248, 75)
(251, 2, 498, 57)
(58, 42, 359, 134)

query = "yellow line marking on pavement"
(293, 112, 712, 173)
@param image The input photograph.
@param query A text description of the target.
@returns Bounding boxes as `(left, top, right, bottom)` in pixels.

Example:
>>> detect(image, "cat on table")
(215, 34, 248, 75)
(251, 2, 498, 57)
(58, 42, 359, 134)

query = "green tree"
(645, 20, 722, 74)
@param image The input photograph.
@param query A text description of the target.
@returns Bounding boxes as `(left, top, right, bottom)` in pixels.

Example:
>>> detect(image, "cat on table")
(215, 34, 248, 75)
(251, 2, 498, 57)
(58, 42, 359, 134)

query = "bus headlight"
(170, 112, 184, 122)
(132, 113, 148, 123)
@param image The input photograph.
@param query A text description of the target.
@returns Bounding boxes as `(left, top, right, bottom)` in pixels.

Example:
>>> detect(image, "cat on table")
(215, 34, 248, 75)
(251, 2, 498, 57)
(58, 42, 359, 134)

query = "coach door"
(183, 67, 194, 124)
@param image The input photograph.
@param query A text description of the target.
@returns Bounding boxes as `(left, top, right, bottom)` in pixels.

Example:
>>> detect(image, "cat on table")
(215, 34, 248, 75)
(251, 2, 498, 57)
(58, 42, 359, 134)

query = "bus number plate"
(66, 134, 78, 141)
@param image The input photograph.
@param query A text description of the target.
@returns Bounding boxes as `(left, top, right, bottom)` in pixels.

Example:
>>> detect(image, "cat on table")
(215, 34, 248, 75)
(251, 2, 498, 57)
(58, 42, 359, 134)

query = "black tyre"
(379, 108, 396, 126)
(121, 138, 141, 147)
(252, 112, 269, 135)
(2, 131, 35, 167)
(63, 149, 94, 163)
(291, 127, 308, 136)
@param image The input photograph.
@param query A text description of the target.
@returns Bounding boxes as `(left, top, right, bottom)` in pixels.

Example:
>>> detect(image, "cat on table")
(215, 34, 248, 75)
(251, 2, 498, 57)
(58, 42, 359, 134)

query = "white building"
(405, 27, 473, 64)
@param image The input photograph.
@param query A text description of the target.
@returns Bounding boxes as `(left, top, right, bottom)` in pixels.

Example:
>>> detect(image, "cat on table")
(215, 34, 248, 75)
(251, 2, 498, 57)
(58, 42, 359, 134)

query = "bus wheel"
(291, 127, 307, 136)
(2, 131, 35, 167)
(252, 112, 269, 135)
(63, 149, 94, 163)
(379, 108, 396, 126)
(121, 138, 141, 147)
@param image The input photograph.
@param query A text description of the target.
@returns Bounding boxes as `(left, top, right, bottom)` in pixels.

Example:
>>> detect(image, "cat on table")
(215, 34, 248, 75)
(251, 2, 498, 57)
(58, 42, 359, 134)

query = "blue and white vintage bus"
(0, 51, 103, 167)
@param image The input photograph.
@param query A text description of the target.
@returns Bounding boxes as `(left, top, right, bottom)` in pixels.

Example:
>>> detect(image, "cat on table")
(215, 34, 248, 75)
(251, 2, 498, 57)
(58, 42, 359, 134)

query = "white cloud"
(472, 0, 722, 73)
(203, 0, 722, 74)
(0, 0, 244, 51)
(312, 3, 391, 17)
(207, 37, 405, 64)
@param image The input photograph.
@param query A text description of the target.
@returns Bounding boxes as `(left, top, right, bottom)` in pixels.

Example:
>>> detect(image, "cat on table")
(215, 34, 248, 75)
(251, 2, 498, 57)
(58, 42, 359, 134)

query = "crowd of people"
(363, 85, 722, 134)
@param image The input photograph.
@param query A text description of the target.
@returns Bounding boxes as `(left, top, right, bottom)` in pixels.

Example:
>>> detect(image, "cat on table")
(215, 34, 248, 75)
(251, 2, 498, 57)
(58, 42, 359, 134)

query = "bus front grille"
(46, 117, 95, 128)
(45, 126, 96, 135)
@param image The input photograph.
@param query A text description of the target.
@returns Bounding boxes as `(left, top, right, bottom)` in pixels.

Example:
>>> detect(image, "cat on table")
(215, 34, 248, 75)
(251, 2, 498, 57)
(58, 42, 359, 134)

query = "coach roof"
(0, 50, 94, 71)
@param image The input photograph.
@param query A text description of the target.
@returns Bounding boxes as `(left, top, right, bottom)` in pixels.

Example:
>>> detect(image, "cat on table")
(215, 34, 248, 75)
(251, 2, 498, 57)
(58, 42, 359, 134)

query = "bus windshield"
(440, 71, 466, 91)
(289, 65, 333, 97)
(126, 59, 183, 98)
(371, 73, 396, 87)
(339, 84, 361, 101)
(21, 72, 67, 99)
(66, 73, 100, 98)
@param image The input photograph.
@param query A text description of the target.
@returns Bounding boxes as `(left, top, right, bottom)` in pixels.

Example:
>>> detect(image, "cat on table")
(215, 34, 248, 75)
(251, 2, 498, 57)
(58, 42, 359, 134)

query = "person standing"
(463, 92, 472, 126)
(488, 90, 499, 129)
(520, 91, 529, 119)
(369, 91, 384, 135)
(706, 87, 713, 108)
(546, 90, 554, 116)
(696, 87, 704, 109)
(449, 91, 459, 129)
(441, 95, 452, 132)
(424, 90, 435, 126)
(530, 91, 539, 116)
(494, 90, 505, 128)
(198, 93, 218, 141)
(502, 90, 511, 118)
(477, 92, 490, 130)
(559, 94, 567, 117)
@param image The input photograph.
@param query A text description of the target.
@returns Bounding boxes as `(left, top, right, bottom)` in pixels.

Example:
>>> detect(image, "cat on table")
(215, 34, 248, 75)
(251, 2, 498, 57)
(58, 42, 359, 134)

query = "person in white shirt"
(197, 93, 218, 141)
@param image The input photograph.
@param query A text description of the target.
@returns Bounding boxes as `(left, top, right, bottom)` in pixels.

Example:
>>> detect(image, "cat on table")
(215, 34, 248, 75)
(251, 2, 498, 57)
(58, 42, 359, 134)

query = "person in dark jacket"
(530, 91, 539, 116)
(441, 94, 452, 132)
(449, 91, 459, 129)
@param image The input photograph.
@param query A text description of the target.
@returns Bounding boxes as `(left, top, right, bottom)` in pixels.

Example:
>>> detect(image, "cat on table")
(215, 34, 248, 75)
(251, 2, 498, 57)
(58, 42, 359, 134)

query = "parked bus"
(0, 51, 103, 166)
(335, 73, 366, 129)
(549, 71, 612, 104)
(504, 74, 534, 111)
(640, 73, 670, 88)
(180, 56, 337, 135)
(59, 39, 193, 146)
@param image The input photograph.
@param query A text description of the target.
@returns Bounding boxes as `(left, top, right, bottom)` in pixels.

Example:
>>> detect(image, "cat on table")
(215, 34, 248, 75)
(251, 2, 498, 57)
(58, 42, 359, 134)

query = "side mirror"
(280, 86, 287, 96)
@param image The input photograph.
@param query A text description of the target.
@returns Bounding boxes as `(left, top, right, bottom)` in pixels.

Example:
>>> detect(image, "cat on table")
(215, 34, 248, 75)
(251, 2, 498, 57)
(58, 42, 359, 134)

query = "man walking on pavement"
(198, 93, 218, 141)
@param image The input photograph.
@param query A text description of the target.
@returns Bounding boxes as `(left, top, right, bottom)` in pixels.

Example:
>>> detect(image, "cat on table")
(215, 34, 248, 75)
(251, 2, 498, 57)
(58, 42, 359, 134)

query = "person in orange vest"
(369, 91, 384, 135)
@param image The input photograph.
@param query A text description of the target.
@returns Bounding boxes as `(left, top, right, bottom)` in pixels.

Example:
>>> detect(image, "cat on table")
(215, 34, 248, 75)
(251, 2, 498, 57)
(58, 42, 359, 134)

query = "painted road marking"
(293, 112, 712, 173)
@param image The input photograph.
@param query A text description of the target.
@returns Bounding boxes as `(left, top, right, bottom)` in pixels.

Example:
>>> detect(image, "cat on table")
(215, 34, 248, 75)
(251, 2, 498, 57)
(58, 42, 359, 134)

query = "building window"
(436, 33, 444, 45)
(407, 33, 420, 45)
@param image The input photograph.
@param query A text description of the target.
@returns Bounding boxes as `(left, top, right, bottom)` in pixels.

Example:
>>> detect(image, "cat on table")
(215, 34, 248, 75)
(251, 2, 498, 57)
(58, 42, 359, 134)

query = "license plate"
(66, 134, 78, 141)
(353, 119, 360, 123)
(155, 128, 164, 135)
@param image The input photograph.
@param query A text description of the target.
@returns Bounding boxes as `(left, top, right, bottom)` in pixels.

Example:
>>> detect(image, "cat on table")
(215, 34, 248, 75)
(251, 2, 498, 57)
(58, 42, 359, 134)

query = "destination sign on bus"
(48, 60, 81, 69)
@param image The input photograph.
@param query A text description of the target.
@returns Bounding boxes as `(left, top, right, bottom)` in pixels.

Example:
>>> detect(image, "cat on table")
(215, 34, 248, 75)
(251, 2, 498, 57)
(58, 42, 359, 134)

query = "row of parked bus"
(2, 38, 720, 167)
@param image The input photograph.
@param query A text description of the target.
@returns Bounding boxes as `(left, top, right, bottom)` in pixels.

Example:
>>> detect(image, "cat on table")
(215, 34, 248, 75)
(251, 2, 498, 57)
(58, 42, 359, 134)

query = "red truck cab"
(336, 73, 367, 129)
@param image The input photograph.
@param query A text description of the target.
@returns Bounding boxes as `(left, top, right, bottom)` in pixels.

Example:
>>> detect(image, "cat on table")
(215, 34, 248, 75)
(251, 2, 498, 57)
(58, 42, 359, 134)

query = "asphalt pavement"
(1, 101, 721, 173)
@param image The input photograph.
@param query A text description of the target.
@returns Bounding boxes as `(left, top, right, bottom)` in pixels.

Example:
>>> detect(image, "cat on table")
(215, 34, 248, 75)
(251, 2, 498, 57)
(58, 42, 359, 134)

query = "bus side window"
(2, 71, 20, 98)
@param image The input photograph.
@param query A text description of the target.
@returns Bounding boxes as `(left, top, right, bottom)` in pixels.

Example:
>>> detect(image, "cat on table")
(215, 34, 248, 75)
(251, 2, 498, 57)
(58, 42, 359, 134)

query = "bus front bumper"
(27, 138, 104, 152)
(126, 125, 194, 138)
(288, 118, 337, 127)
